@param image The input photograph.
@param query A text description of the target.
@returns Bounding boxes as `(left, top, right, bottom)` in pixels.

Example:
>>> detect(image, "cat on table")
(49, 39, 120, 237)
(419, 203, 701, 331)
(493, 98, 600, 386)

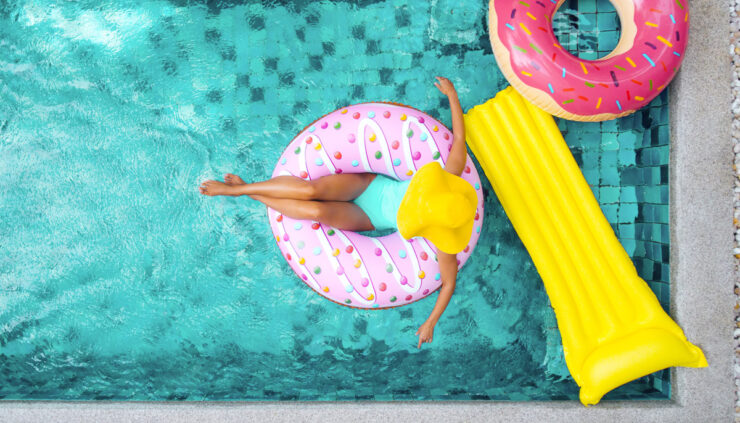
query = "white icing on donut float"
(268, 103, 484, 309)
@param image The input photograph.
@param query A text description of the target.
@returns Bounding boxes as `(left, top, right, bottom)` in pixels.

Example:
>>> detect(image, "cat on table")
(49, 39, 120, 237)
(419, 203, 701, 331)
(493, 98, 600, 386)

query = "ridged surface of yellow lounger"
(465, 86, 707, 405)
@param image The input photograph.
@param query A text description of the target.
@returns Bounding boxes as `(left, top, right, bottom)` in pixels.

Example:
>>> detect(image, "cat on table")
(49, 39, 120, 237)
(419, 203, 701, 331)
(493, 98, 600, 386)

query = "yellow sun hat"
(397, 162, 478, 254)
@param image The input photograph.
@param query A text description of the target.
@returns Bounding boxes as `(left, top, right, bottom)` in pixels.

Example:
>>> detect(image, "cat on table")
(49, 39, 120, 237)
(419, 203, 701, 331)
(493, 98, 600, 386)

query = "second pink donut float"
(268, 103, 485, 309)
(489, 0, 689, 121)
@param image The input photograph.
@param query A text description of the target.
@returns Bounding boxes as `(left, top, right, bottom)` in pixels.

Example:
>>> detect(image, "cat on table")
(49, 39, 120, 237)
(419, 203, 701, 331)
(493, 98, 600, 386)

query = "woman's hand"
(415, 320, 435, 348)
(434, 76, 458, 98)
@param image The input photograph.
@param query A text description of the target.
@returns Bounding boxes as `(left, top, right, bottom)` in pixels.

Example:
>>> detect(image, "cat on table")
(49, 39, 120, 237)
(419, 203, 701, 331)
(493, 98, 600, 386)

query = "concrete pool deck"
(0, 0, 733, 421)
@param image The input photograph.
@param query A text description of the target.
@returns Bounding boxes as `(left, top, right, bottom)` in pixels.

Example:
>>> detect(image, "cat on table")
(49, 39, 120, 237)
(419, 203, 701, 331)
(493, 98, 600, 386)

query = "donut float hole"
(552, 0, 622, 61)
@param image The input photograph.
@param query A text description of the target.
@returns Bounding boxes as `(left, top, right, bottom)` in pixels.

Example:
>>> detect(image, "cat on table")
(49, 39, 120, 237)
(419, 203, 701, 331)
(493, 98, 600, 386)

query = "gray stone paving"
(730, 0, 740, 419)
(0, 0, 734, 421)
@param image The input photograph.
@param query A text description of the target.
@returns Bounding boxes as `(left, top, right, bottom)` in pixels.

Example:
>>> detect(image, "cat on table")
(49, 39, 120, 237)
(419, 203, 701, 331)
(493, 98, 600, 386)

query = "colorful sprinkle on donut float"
(269, 103, 484, 309)
(489, 0, 689, 121)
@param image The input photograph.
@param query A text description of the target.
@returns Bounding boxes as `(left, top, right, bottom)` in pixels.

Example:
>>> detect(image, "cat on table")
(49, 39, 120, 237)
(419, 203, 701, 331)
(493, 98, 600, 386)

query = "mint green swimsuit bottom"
(353, 175, 411, 231)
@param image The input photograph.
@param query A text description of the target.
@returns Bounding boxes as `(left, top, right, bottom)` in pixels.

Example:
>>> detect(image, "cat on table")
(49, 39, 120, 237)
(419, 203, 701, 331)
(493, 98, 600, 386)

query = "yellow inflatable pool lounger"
(465, 86, 707, 406)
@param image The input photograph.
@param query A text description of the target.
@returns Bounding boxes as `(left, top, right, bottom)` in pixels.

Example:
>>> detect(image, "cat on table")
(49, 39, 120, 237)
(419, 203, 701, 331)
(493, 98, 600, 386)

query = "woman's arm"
(434, 77, 467, 177)
(415, 78, 467, 348)
(415, 251, 458, 348)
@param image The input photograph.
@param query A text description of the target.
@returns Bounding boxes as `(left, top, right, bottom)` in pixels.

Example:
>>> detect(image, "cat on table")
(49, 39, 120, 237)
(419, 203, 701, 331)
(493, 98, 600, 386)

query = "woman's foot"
(199, 180, 242, 196)
(224, 173, 245, 185)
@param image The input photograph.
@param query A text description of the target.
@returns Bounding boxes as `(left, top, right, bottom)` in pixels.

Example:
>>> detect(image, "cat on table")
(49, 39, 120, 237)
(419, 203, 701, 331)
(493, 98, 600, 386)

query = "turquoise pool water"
(0, 0, 670, 400)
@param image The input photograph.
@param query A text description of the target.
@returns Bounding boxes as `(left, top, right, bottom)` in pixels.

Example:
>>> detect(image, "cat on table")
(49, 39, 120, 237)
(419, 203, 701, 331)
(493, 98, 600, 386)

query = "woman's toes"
(198, 180, 234, 196)
(224, 173, 245, 185)
(199, 180, 214, 195)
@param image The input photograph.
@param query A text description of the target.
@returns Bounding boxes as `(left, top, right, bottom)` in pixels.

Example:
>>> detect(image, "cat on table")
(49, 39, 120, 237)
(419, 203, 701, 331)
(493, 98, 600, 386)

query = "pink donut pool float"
(489, 0, 689, 121)
(268, 103, 485, 309)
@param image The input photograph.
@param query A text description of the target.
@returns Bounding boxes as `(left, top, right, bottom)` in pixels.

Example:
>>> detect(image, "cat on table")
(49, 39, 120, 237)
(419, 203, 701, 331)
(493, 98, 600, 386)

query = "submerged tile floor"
(0, 0, 672, 401)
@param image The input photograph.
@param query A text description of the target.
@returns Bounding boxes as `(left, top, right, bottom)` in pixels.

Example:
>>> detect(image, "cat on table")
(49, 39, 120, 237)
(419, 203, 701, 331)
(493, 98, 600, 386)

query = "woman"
(200, 77, 476, 349)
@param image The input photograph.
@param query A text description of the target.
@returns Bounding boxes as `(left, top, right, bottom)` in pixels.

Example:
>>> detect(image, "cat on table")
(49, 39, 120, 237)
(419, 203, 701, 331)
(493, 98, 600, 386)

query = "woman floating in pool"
(200, 77, 476, 348)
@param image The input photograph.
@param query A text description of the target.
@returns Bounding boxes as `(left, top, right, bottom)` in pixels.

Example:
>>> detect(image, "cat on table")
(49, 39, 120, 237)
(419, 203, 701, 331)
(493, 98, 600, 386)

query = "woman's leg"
(250, 195, 374, 231)
(200, 173, 375, 201)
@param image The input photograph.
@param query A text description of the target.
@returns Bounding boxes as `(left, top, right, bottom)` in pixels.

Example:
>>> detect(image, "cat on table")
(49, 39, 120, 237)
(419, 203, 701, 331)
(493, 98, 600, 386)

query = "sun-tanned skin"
(201, 173, 377, 231)
(200, 77, 468, 349)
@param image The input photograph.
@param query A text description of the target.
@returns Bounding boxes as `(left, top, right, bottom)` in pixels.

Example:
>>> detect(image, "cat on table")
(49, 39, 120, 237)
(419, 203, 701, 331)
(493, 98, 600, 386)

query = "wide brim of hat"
(416, 217, 475, 254)
(397, 162, 477, 254)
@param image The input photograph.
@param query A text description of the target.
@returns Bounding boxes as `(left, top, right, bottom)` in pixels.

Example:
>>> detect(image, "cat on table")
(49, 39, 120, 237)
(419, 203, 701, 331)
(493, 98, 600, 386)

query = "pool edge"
(667, 0, 735, 420)
(0, 0, 733, 421)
